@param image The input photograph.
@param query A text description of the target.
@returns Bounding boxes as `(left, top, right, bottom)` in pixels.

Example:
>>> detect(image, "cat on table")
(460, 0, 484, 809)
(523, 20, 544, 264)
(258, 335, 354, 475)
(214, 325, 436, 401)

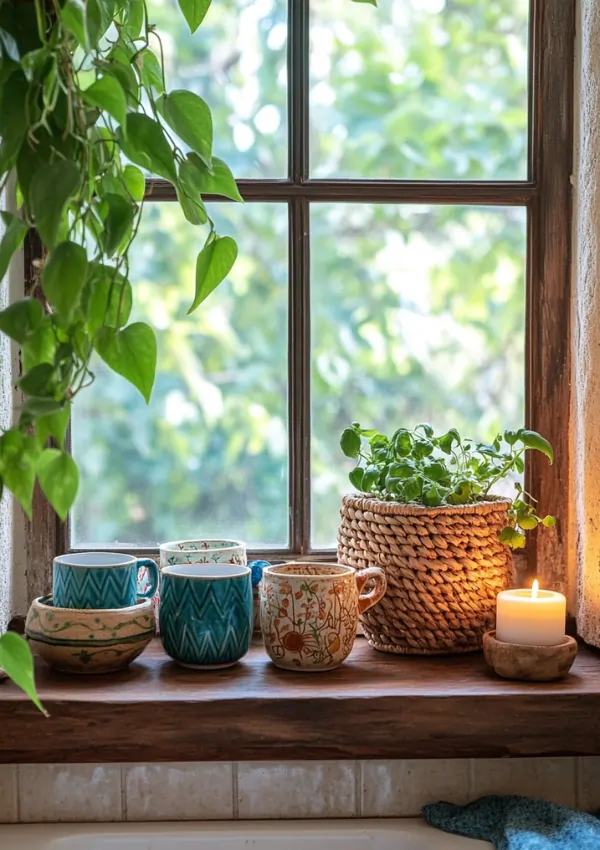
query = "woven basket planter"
(337, 494, 514, 655)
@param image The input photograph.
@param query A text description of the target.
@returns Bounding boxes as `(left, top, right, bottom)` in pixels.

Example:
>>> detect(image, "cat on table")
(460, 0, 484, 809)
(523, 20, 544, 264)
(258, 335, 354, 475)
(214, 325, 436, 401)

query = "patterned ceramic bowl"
(25, 595, 155, 674)
(159, 539, 247, 569)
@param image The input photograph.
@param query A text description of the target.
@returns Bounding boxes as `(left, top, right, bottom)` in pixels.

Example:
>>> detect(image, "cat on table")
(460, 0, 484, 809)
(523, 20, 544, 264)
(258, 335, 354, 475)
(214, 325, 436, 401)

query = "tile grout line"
(469, 758, 476, 800)
(355, 761, 362, 818)
(232, 762, 239, 819)
(15, 764, 21, 823)
(575, 757, 582, 810)
(120, 763, 126, 822)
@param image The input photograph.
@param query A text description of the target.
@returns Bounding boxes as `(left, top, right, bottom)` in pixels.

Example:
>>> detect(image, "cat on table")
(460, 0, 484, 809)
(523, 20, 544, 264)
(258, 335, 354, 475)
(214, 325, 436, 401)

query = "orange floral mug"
(260, 562, 387, 671)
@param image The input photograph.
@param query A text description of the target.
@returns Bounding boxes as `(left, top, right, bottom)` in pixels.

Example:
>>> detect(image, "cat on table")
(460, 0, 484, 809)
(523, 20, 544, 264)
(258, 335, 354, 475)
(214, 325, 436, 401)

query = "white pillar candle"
(496, 581, 566, 646)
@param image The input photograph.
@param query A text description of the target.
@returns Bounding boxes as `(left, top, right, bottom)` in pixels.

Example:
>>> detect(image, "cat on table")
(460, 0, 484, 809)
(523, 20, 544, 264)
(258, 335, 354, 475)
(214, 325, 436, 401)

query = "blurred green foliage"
(72, 0, 528, 549)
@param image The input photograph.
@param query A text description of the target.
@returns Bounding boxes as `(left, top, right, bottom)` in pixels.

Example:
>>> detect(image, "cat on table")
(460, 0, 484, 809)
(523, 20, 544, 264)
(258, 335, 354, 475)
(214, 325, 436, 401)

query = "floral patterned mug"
(260, 562, 387, 672)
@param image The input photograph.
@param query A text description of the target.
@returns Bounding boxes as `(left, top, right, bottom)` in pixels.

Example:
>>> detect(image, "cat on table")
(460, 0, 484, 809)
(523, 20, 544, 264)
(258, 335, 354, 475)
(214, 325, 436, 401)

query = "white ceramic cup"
(159, 539, 247, 569)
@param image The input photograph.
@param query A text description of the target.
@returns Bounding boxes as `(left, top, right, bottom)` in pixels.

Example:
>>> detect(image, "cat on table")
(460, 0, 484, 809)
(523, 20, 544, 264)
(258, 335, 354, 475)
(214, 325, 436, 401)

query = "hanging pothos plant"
(0, 0, 373, 708)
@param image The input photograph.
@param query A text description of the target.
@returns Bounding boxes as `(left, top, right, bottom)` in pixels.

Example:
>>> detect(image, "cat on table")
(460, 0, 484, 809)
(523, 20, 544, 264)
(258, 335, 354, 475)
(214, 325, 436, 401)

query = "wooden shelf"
(1, 637, 600, 764)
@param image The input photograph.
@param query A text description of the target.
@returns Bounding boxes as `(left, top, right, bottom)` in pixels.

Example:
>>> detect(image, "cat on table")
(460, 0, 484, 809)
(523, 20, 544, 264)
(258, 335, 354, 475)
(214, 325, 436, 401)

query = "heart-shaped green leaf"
(36, 448, 79, 521)
(176, 0, 212, 33)
(118, 114, 177, 184)
(161, 90, 213, 167)
(181, 154, 242, 202)
(42, 241, 87, 319)
(30, 160, 80, 249)
(94, 322, 157, 402)
(188, 235, 237, 314)
(36, 404, 71, 450)
(83, 263, 132, 333)
(60, 0, 86, 45)
(102, 193, 134, 256)
(123, 165, 145, 202)
(82, 75, 127, 129)
(0, 212, 28, 281)
(0, 633, 46, 715)
(0, 298, 44, 344)
(0, 429, 39, 518)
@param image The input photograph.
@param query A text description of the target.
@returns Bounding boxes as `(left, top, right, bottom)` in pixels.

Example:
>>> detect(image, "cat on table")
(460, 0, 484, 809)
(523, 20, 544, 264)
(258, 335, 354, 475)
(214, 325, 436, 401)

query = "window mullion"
(289, 0, 309, 183)
(288, 198, 311, 554)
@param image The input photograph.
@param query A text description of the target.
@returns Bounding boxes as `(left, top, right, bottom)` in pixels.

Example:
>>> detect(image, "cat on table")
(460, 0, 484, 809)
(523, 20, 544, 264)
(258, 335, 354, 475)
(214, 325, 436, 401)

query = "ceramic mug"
(260, 562, 387, 672)
(159, 539, 247, 568)
(53, 552, 159, 610)
(159, 563, 253, 669)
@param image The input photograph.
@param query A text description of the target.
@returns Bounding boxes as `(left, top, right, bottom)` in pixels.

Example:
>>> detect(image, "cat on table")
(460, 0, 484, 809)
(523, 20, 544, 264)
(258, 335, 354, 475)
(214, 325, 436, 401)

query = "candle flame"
(531, 579, 539, 600)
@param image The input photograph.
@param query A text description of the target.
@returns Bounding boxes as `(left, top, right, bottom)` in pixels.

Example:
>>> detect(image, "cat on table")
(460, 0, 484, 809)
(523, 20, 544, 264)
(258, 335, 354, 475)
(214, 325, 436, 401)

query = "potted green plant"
(339, 423, 555, 655)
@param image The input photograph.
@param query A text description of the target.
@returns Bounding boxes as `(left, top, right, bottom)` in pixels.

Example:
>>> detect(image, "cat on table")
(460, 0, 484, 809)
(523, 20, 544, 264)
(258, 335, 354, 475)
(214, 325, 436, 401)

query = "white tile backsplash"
(0, 766, 17, 823)
(124, 762, 233, 821)
(362, 759, 472, 817)
(18, 764, 122, 823)
(237, 761, 356, 819)
(578, 757, 600, 811)
(4, 757, 583, 823)
(472, 757, 577, 808)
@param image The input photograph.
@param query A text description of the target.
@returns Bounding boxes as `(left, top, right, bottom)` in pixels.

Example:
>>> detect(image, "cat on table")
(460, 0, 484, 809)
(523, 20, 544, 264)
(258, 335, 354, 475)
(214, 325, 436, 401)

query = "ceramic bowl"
(25, 595, 155, 674)
(159, 539, 246, 568)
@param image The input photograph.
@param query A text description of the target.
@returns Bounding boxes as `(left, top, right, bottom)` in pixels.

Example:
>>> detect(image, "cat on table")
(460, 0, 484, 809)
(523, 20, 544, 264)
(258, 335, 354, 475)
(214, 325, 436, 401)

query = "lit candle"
(496, 580, 566, 646)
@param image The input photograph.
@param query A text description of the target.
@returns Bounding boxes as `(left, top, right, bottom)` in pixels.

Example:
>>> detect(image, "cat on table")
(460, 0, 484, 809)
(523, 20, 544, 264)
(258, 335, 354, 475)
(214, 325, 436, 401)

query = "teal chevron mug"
(53, 552, 159, 610)
(159, 563, 252, 669)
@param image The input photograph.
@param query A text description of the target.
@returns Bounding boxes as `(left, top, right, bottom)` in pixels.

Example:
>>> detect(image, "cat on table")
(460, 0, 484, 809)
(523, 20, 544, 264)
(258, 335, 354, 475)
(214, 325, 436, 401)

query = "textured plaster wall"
(573, 0, 600, 647)
(0, 184, 27, 629)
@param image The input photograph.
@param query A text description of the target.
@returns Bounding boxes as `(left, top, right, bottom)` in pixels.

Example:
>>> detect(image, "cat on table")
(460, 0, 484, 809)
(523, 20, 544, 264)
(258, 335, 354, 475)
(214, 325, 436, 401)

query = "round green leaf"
(340, 428, 361, 459)
(541, 515, 557, 528)
(518, 515, 538, 530)
(349, 467, 364, 491)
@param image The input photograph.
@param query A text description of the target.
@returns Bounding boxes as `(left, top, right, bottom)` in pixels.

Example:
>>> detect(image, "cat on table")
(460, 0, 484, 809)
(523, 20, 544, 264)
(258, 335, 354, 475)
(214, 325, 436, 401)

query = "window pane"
(311, 204, 526, 548)
(150, 0, 287, 177)
(72, 203, 288, 548)
(310, 0, 529, 179)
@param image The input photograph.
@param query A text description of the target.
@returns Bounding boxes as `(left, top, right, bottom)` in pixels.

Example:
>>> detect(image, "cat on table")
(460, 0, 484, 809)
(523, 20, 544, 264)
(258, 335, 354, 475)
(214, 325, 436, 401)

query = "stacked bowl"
(25, 553, 158, 674)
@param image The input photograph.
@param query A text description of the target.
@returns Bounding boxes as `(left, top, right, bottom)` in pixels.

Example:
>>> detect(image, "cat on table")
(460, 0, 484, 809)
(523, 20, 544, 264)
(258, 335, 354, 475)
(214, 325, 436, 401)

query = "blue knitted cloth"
(422, 797, 600, 849)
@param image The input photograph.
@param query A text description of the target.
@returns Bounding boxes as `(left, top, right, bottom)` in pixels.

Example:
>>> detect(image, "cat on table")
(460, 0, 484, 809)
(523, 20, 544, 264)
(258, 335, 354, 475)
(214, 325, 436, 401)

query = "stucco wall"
(573, 0, 600, 647)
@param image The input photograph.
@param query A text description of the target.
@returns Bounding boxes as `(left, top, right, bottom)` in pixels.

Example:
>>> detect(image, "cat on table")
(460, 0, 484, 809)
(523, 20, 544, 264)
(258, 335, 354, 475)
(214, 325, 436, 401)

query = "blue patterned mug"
(53, 552, 159, 610)
(159, 563, 252, 669)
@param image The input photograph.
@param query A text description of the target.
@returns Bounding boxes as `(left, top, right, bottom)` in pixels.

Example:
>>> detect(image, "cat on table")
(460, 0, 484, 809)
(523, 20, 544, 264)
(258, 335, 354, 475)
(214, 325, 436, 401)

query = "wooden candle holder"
(483, 630, 577, 682)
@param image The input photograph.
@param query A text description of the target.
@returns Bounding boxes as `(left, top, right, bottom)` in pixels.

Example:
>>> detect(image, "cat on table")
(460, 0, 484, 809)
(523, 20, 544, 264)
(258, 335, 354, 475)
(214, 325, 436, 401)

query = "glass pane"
(310, 0, 529, 179)
(149, 0, 287, 177)
(72, 203, 288, 548)
(311, 204, 526, 548)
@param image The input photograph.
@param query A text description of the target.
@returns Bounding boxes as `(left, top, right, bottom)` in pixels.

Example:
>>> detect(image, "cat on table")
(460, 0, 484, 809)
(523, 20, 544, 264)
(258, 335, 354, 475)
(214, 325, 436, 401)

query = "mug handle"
(356, 567, 387, 615)
(136, 558, 159, 600)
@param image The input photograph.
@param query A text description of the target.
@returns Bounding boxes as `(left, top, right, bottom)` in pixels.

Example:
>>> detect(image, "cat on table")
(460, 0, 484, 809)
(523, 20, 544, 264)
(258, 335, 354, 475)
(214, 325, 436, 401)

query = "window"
(29, 0, 573, 574)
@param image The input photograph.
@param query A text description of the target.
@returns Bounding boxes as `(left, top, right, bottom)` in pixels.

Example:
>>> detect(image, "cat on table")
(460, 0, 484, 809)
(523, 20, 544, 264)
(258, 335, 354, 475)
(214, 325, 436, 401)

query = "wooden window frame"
(24, 0, 575, 601)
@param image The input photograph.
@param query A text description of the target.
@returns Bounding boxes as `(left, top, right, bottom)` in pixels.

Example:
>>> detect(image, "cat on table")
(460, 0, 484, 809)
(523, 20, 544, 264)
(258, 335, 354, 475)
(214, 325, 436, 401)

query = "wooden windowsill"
(1, 637, 599, 764)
